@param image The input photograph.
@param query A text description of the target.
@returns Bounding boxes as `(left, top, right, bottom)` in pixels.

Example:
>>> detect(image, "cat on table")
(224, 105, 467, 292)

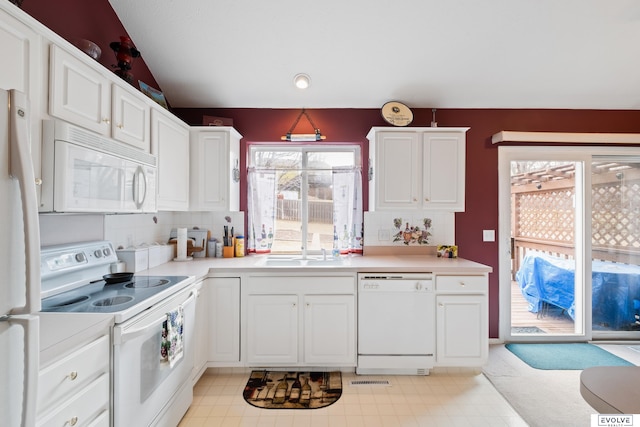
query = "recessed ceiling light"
(294, 73, 310, 89)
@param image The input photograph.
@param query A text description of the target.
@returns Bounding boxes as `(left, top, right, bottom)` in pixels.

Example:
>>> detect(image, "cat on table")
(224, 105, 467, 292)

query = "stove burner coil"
(92, 296, 134, 307)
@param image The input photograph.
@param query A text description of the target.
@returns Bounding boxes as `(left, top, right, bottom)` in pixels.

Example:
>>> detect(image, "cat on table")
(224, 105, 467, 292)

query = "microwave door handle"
(9, 90, 41, 314)
(132, 166, 147, 209)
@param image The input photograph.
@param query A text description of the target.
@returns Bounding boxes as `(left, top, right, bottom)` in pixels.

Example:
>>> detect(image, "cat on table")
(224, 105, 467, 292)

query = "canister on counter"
(207, 238, 217, 257)
(235, 235, 245, 257)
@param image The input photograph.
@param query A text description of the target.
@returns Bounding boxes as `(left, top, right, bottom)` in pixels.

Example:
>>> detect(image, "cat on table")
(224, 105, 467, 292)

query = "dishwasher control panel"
(358, 273, 433, 292)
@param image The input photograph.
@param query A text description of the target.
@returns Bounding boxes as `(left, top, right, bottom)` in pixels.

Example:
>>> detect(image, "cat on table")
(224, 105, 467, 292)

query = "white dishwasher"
(357, 273, 435, 375)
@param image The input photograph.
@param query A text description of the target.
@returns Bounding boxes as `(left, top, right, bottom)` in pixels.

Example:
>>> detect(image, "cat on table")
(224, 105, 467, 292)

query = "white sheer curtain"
(332, 168, 363, 254)
(247, 168, 276, 253)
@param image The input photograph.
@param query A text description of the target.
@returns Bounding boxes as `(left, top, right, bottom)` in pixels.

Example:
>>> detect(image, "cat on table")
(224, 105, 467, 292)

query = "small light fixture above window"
(293, 73, 311, 89)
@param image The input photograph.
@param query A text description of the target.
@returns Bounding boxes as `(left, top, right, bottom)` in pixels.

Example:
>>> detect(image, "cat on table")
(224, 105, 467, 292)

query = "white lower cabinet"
(435, 275, 488, 366)
(208, 277, 241, 364)
(37, 332, 110, 427)
(192, 279, 208, 383)
(247, 294, 298, 365)
(303, 294, 355, 365)
(245, 275, 356, 367)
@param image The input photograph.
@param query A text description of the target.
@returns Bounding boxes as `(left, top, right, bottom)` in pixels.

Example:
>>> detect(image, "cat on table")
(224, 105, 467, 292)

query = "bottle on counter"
(332, 225, 340, 257)
(235, 235, 245, 257)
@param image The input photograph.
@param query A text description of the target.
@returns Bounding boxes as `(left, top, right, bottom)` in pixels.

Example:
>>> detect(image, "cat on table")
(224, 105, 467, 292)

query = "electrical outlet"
(378, 229, 391, 241)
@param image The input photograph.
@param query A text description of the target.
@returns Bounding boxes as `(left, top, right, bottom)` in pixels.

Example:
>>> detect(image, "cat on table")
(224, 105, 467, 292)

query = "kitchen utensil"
(103, 272, 134, 284)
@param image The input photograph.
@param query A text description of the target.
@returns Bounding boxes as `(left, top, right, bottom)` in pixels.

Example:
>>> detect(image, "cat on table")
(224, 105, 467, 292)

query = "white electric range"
(40, 240, 196, 427)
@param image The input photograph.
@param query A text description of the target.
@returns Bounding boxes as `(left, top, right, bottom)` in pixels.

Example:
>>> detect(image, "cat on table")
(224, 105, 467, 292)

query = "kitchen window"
(247, 145, 362, 255)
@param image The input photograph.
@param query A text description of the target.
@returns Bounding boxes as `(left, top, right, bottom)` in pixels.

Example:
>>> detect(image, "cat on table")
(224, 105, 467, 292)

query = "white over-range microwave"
(40, 119, 157, 213)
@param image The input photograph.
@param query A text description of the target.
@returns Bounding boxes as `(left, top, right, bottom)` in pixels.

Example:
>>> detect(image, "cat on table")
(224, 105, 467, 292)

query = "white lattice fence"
(513, 178, 640, 271)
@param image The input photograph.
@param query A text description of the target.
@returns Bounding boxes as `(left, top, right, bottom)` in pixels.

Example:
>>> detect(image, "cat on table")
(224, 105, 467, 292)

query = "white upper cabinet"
(190, 126, 241, 211)
(151, 106, 189, 211)
(49, 44, 151, 152)
(422, 131, 466, 210)
(112, 84, 150, 151)
(367, 127, 469, 211)
(49, 44, 110, 134)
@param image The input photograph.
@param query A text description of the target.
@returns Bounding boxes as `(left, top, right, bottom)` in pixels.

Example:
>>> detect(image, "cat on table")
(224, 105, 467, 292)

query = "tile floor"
(178, 368, 528, 426)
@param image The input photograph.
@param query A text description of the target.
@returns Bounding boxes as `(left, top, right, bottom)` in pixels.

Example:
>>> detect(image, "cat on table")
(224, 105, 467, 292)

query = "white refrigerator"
(0, 89, 41, 427)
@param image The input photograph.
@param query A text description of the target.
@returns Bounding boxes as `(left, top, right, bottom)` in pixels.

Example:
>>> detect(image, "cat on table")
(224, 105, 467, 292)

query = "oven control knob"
(103, 247, 111, 257)
(75, 253, 86, 263)
(94, 250, 103, 258)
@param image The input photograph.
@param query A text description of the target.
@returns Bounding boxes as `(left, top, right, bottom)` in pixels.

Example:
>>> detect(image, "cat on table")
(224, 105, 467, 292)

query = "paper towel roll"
(177, 228, 187, 260)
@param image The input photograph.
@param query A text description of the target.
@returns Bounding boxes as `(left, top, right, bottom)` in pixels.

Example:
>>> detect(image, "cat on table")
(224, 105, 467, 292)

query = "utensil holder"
(223, 238, 235, 258)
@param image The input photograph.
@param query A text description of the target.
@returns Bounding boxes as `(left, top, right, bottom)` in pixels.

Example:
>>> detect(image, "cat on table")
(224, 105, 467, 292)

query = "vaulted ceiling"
(109, 0, 640, 110)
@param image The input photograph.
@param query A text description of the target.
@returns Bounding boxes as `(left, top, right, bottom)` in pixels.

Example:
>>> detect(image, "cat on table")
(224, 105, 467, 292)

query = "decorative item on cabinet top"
(110, 35, 140, 84)
(381, 101, 413, 127)
(75, 39, 101, 61)
(139, 80, 168, 109)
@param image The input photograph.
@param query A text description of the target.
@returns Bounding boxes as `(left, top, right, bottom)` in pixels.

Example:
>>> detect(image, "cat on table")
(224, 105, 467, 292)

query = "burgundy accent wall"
(21, 0, 161, 94)
(176, 107, 640, 338)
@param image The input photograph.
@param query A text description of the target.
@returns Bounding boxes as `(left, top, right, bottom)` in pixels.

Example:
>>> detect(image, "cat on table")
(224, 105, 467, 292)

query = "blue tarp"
(515, 251, 640, 330)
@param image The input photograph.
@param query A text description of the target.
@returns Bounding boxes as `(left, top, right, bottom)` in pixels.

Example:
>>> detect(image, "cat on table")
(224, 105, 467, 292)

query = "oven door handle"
(114, 290, 196, 345)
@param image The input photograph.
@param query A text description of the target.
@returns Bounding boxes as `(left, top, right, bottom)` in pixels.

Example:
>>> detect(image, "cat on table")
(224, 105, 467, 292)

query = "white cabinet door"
(49, 44, 110, 136)
(368, 127, 468, 212)
(246, 294, 298, 365)
(190, 127, 241, 211)
(372, 132, 421, 210)
(304, 294, 356, 365)
(192, 280, 208, 382)
(436, 294, 488, 366)
(208, 277, 241, 363)
(152, 107, 189, 211)
(423, 132, 465, 210)
(112, 84, 150, 151)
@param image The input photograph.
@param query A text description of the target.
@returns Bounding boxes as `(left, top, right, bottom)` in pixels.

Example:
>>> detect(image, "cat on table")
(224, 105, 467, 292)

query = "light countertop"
(139, 254, 492, 281)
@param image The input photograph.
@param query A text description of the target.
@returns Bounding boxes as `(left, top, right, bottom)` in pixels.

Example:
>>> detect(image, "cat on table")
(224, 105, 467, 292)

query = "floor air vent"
(349, 379, 391, 387)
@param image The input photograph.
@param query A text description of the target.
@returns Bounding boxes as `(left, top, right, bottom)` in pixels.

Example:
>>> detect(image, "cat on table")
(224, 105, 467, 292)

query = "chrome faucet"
(321, 248, 327, 261)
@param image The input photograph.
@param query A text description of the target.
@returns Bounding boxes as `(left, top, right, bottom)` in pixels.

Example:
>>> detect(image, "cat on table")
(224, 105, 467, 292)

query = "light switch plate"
(483, 230, 495, 242)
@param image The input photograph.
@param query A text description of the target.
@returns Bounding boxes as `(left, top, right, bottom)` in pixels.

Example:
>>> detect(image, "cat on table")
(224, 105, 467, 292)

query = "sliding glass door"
(500, 149, 586, 341)
(500, 146, 640, 341)
(591, 156, 640, 339)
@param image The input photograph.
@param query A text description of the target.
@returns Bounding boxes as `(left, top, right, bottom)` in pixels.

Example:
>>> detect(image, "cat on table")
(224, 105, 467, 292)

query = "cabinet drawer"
(436, 275, 486, 293)
(38, 335, 109, 414)
(36, 373, 109, 427)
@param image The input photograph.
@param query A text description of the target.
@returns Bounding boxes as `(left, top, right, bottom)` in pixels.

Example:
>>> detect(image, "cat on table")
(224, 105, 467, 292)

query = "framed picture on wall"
(138, 81, 168, 109)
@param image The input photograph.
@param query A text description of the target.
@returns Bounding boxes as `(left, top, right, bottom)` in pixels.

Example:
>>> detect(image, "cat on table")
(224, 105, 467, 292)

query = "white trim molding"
(492, 131, 640, 145)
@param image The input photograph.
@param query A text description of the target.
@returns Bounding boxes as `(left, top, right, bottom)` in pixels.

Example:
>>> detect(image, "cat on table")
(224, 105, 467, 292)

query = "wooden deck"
(511, 280, 575, 334)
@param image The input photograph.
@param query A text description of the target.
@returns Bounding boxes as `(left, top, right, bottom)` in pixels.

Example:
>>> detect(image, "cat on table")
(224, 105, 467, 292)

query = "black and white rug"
(243, 370, 342, 409)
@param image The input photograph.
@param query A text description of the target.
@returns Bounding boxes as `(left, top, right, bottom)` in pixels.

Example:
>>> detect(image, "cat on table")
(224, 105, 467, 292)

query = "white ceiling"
(108, 0, 640, 110)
